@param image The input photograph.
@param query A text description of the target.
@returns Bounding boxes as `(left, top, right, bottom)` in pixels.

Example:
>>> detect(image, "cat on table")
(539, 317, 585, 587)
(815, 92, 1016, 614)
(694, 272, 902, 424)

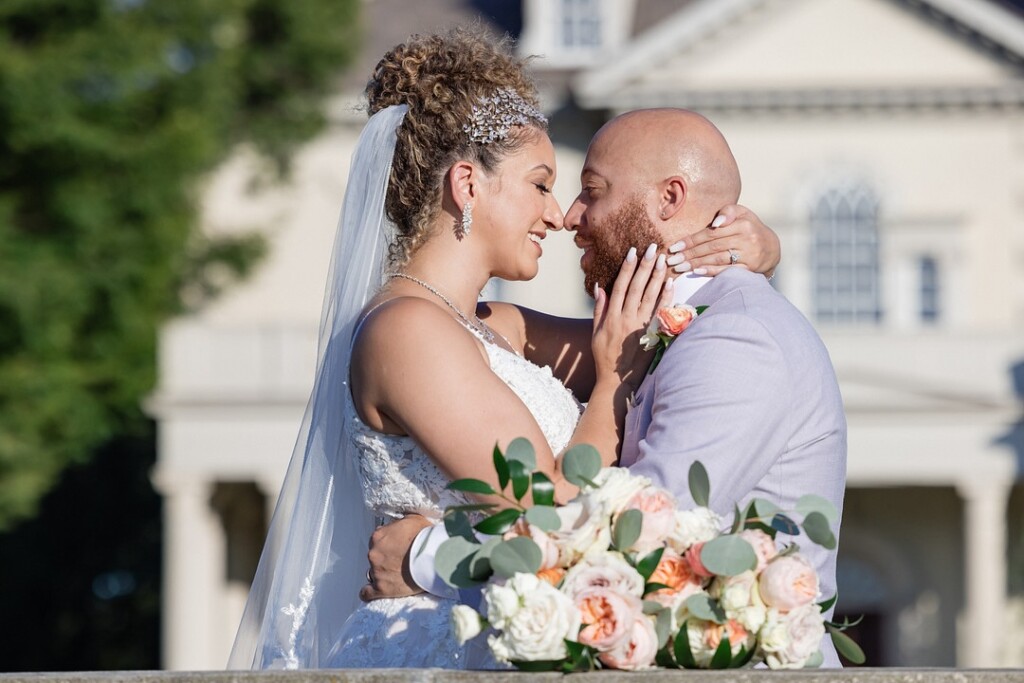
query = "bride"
(229, 29, 780, 670)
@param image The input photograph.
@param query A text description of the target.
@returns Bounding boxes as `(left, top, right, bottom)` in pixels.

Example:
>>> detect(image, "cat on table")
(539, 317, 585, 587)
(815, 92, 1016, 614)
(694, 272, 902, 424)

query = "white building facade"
(149, 0, 1024, 669)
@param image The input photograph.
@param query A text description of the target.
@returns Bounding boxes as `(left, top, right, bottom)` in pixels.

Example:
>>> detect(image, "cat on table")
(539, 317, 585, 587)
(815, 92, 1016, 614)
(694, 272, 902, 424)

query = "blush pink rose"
(646, 549, 705, 607)
(758, 555, 819, 612)
(576, 587, 642, 651)
(684, 541, 714, 579)
(739, 529, 778, 573)
(624, 487, 677, 553)
(598, 615, 659, 670)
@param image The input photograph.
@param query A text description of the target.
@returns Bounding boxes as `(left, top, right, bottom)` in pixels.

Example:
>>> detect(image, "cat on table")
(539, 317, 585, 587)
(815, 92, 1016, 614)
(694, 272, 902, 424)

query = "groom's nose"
(563, 196, 585, 233)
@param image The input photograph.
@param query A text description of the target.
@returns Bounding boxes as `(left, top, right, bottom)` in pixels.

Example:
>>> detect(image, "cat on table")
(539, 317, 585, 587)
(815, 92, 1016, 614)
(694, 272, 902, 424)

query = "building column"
(957, 479, 1011, 667)
(153, 470, 224, 670)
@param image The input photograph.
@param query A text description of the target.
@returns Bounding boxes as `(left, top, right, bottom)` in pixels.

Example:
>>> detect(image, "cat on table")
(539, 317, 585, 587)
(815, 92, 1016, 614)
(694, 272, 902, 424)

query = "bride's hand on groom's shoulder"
(360, 514, 433, 602)
(672, 204, 780, 278)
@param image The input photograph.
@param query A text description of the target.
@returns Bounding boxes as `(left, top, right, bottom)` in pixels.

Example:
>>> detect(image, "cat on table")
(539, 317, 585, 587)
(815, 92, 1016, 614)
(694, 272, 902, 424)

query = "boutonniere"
(640, 304, 707, 374)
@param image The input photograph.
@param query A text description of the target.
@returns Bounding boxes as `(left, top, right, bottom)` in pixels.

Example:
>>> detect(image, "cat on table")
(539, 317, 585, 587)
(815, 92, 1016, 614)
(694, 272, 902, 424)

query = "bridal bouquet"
(435, 439, 863, 671)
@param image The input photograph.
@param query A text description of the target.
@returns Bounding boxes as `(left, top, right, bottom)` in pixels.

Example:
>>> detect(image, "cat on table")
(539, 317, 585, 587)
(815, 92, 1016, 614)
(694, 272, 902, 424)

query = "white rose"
(711, 572, 767, 634)
(586, 467, 651, 514)
(483, 582, 521, 630)
(683, 617, 719, 668)
(560, 551, 645, 600)
(451, 604, 484, 645)
(488, 578, 581, 663)
(759, 604, 825, 669)
(553, 498, 613, 566)
(668, 507, 722, 553)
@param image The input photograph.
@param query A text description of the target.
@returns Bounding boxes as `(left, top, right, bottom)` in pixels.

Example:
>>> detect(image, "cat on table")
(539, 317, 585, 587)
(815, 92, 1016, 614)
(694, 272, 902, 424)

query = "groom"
(363, 109, 847, 665)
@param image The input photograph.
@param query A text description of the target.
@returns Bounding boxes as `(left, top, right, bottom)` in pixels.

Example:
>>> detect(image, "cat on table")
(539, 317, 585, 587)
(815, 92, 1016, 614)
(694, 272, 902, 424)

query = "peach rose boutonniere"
(640, 304, 708, 374)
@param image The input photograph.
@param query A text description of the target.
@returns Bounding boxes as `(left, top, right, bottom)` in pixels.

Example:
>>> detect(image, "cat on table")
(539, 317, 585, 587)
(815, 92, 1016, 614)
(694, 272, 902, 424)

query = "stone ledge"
(1, 671, 1022, 683)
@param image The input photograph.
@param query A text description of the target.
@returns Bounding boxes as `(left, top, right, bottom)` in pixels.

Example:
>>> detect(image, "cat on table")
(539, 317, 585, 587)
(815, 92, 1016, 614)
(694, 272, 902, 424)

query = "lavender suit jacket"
(621, 267, 847, 667)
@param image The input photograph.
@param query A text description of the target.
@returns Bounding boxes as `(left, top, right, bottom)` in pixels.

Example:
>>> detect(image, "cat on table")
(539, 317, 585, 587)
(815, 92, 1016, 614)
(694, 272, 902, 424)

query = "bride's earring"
(458, 201, 473, 238)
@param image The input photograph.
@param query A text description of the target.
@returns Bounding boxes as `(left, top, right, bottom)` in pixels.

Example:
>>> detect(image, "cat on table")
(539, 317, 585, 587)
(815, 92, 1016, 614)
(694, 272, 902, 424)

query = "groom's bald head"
(565, 108, 742, 294)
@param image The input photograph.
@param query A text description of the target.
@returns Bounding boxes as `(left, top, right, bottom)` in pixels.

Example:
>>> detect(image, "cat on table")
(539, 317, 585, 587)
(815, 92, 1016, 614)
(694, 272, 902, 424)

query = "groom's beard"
(581, 198, 663, 297)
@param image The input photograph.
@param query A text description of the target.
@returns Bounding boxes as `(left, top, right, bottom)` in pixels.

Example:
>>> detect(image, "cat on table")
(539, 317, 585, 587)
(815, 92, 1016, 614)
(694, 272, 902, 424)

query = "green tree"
(0, 0, 360, 528)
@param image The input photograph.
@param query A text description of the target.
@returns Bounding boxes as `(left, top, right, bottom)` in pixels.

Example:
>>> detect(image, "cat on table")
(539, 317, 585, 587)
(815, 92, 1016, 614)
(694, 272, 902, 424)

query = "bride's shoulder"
(353, 296, 485, 359)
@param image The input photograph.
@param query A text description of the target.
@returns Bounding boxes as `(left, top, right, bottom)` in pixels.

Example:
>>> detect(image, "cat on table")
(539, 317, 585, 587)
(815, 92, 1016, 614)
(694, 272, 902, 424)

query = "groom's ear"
(657, 176, 687, 221)
(448, 160, 479, 213)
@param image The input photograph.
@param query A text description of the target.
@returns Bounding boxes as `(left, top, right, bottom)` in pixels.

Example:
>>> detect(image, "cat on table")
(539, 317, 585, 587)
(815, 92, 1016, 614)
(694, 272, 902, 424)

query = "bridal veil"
(228, 104, 408, 669)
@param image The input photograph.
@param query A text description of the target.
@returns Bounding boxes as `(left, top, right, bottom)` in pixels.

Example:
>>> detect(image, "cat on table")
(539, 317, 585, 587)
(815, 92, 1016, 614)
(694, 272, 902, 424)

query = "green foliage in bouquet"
(437, 438, 866, 670)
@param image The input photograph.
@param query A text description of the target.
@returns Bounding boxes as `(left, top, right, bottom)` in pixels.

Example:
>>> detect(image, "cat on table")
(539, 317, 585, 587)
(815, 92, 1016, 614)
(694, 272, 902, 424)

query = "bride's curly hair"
(366, 27, 546, 265)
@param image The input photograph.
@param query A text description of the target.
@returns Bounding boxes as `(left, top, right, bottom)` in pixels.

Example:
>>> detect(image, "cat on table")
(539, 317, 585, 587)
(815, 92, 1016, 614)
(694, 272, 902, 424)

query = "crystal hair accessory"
(463, 87, 548, 144)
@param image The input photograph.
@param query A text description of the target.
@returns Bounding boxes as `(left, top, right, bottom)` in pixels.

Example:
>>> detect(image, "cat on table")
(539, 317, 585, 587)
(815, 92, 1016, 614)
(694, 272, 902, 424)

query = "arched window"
(811, 185, 881, 324)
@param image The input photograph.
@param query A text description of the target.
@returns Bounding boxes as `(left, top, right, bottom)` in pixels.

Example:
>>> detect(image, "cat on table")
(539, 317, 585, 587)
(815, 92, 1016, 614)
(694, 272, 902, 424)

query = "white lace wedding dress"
(325, 330, 582, 668)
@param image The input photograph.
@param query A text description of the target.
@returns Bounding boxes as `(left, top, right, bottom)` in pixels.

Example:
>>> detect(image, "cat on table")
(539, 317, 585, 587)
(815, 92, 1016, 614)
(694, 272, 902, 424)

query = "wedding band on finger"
(729, 250, 740, 265)
(366, 569, 373, 585)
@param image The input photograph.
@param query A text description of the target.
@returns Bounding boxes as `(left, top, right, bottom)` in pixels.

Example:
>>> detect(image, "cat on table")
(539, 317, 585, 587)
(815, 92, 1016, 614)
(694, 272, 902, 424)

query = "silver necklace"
(388, 272, 495, 343)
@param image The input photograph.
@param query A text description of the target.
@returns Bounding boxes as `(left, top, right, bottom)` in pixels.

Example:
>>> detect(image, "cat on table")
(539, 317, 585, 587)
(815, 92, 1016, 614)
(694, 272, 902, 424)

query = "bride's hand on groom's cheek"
(360, 514, 432, 602)
(668, 204, 780, 278)
(592, 243, 674, 389)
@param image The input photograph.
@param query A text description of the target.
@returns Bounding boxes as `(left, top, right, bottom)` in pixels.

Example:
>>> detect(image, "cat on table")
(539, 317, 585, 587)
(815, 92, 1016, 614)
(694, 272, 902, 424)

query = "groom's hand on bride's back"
(360, 514, 433, 602)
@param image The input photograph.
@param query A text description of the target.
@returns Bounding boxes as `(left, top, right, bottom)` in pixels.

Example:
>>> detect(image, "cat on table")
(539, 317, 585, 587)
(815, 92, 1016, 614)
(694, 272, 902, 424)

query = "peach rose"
(576, 587, 642, 651)
(598, 615, 659, 670)
(705, 618, 754, 657)
(623, 486, 677, 553)
(657, 304, 697, 336)
(537, 567, 565, 586)
(758, 555, 819, 612)
(739, 529, 778, 573)
(647, 549, 704, 604)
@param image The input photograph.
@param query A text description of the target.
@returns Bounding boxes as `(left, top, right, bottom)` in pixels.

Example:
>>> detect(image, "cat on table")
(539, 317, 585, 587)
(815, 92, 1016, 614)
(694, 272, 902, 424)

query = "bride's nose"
(543, 194, 565, 232)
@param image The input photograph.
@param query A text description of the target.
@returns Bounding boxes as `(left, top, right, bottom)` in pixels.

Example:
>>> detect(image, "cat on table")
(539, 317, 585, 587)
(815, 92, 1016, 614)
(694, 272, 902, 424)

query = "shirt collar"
(671, 272, 713, 306)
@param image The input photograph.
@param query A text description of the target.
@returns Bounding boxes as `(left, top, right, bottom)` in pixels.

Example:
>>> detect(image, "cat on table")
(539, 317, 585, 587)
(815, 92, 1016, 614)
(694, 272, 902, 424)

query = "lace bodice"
(347, 336, 582, 520)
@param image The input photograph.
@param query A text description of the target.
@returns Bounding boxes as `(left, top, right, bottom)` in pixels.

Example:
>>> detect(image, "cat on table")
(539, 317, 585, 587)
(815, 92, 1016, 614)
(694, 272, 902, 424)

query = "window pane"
(811, 186, 881, 324)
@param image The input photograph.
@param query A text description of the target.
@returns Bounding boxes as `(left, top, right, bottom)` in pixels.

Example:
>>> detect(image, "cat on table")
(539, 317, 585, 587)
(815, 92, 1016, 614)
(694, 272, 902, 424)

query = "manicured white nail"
(673, 262, 692, 273)
(668, 241, 686, 253)
(644, 243, 657, 261)
(665, 277, 675, 290)
(655, 254, 666, 270)
(693, 267, 708, 275)
(625, 247, 637, 262)
(594, 282, 600, 298)
(667, 253, 686, 266)
(711, 215, 727, 228)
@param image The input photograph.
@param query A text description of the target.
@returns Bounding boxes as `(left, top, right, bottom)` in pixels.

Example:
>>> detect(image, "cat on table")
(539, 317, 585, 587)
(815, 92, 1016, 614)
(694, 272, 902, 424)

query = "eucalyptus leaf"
(771, 513, 800, 536)
(655, 608, 672, 649)
(447, 478, 496, 496)
(818, 593, 838, 613)
(474, 508, 522, 536)
(644, 582, 672, 595)
(561, 444, 601, 488)
(700, 535, 757, 576)
(674, 620, 697, 668)
(684, 594, 726, 624)
(804, 650, 824, 668)
(443, 509, 477, 542)
(751, 498, 781, 522)
(525, 504, 561, 532)
(492, 444, 510, 492)
(636, 547, 665, 582)
(531, 471, 555, 507)
(508, 459, 531, 502)
(613, 509, 643, 551)
(469, 537, 502, 581)
(490, 536, 543, 578)
(505, 437, 537, 470)
(730, 503, 743, 534)
(803, 511, 837, 550)
(796, 494, 839, 524)
(710, 636, 732, 669)
(688, 461, 710, 507)
(828, 625, 866, 664)
(642, 600, 665, 615)
(435, 536, 483, 588)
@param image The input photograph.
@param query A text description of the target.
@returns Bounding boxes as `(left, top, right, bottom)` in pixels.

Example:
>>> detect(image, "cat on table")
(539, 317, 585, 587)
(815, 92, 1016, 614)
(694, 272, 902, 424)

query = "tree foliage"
(0, 0, 360, 528)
